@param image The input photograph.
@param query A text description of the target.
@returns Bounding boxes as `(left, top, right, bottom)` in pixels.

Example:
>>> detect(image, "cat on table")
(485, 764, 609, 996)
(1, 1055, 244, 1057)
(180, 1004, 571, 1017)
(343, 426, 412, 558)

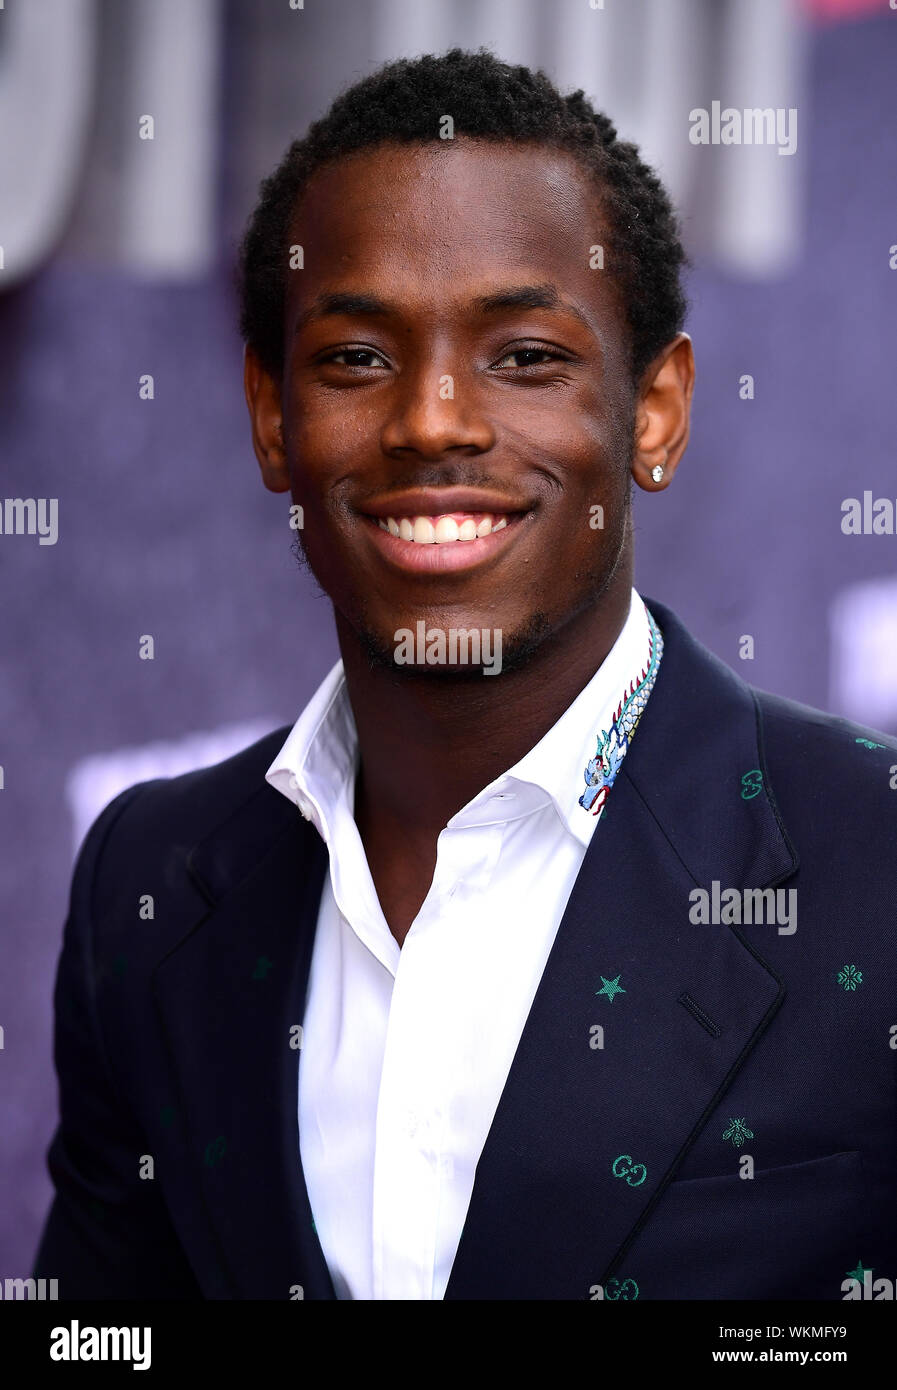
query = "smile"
(375, 512, 509, 544)
(361, 510, 526, 574)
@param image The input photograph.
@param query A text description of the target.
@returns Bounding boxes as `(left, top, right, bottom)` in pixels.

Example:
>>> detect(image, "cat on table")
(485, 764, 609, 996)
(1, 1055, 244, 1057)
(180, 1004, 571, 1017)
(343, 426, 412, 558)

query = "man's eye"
(493, 348, 563, 369)
(324, 348, 389, 368)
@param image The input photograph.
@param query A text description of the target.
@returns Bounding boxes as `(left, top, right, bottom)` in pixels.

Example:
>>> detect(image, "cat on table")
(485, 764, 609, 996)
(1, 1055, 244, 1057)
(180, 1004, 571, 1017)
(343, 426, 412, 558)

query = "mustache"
(356, 466, 511, 500)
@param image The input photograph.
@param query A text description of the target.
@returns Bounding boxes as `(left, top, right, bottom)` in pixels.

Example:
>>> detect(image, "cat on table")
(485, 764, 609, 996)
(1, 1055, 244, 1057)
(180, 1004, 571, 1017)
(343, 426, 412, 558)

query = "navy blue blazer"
(33, 599, 897, 1300)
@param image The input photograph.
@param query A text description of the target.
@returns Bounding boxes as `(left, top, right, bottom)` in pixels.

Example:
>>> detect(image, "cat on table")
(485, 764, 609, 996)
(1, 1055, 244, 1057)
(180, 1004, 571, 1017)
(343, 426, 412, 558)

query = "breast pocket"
(620, 1150, 872, 1300)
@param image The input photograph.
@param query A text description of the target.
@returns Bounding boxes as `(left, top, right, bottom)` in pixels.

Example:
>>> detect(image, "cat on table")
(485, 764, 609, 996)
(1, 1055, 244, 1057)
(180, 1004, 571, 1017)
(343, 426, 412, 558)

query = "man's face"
(278, 138, 638, 672)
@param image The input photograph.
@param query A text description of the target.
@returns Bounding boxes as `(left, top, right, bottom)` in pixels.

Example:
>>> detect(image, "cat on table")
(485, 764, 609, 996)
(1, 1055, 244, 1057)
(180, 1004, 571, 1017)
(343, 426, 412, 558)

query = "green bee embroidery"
(722, 1118, 754, 1147)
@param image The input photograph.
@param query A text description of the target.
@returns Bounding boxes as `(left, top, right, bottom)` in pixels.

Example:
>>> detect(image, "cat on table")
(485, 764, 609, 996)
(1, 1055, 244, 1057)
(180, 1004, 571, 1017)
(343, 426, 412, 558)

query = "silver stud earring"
(651, 464, 665, 482)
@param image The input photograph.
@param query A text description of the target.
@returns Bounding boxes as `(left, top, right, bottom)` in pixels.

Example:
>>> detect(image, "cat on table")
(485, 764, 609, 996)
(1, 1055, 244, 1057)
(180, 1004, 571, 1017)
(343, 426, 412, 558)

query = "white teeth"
(377, 513, 510, 543)
(412, 516, 436, 544)
(434, 517, 460, 543)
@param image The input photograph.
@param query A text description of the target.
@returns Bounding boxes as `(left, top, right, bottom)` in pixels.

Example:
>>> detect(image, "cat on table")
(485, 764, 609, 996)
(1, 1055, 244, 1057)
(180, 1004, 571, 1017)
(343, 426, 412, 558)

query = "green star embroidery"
(596, 975, 626, 1002)
(847, 1261, 872, 1282)
(252, 956, 274, 980)
(837, 964, 863, 991)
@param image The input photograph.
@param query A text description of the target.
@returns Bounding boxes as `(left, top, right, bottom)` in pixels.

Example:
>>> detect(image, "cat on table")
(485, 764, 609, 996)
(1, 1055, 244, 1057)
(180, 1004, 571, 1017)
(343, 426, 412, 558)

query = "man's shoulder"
(751, 684, 897, 843)
(76, 723, 297, 902)
(754, 683, 897, 774)
(648, 596, 897, 813)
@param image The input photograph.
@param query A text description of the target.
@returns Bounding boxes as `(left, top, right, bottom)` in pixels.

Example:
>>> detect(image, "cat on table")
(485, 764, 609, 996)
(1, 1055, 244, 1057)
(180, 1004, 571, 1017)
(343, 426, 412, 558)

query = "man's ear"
(632, 333, 695, 492)
(243, 344, 290, 493)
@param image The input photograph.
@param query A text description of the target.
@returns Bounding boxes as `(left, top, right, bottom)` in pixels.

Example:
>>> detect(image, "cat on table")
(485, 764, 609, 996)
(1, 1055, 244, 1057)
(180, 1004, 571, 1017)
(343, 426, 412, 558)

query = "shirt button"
(437, 1153, 454, 1180)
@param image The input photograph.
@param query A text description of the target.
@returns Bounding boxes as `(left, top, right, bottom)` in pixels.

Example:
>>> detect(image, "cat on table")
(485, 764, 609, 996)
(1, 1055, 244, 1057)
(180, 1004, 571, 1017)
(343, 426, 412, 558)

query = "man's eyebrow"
(295, 291, 394, 332)
(294, 283, 591, 331)
(471, 283, 592, 330)
(472, 284, 563, 314)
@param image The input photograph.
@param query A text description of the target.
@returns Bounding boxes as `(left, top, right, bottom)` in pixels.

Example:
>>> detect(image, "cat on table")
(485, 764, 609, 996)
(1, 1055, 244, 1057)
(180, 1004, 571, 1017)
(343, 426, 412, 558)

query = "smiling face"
(246, 138, 690, 676)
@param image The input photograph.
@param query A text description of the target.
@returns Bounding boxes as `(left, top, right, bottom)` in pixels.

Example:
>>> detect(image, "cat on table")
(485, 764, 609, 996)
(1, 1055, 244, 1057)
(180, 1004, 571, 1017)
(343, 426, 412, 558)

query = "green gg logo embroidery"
(605, 1276, 640, 1300)
(612, 1154, 647, 1187)
(740, 769, 763, 800)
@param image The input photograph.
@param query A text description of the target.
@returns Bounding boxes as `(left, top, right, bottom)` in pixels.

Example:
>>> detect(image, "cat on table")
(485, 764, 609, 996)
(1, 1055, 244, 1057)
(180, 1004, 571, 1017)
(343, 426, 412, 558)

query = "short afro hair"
(238, 47, 688, 385)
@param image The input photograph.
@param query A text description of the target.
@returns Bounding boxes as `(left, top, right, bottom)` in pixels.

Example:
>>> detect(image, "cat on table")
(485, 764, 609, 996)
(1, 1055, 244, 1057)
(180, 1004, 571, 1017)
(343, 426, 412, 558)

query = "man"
(35, 49, 896, 1301)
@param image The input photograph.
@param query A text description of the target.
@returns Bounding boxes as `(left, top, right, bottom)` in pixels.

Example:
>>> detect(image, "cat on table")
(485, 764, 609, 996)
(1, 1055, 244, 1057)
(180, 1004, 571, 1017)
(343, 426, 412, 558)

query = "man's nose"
(379, 363, 496, 459)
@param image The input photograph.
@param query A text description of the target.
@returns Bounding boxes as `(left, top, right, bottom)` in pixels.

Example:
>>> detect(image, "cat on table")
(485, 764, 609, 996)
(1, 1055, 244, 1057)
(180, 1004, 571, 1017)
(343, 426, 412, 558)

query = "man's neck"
(340, 566, 634, 845)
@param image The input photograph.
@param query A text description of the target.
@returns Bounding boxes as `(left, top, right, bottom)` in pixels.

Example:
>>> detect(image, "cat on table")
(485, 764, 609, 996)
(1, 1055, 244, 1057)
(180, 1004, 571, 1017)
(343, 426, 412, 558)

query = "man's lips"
(361, 488, 531, 523)
(358, 489, 533, 573)
(359, 510, 528, 574)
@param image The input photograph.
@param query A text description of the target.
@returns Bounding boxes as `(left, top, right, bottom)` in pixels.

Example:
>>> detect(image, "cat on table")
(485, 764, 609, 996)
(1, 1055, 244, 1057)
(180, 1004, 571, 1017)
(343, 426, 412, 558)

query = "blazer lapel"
(152, 788, 336, 1299)
(444, 599, 797, 1299)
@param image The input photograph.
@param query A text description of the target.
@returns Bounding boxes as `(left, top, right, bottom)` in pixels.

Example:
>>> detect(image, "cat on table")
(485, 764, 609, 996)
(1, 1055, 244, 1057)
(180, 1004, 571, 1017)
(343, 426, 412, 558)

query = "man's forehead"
(291, 138, 600, 243)
(286, 141, 611, 322)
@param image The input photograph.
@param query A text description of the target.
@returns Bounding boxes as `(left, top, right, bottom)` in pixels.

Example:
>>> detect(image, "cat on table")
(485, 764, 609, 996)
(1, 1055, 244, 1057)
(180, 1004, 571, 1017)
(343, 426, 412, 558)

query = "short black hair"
(238, 47, 687, 385)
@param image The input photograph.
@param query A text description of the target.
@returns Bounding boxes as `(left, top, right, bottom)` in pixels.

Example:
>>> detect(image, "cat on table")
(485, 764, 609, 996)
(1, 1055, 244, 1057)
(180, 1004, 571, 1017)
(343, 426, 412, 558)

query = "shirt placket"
(371, 825, 501, 1300)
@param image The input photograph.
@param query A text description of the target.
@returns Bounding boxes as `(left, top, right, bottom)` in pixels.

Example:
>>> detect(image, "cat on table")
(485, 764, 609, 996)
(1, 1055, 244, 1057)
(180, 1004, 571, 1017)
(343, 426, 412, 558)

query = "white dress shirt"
(266, 586, 658, 1300)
